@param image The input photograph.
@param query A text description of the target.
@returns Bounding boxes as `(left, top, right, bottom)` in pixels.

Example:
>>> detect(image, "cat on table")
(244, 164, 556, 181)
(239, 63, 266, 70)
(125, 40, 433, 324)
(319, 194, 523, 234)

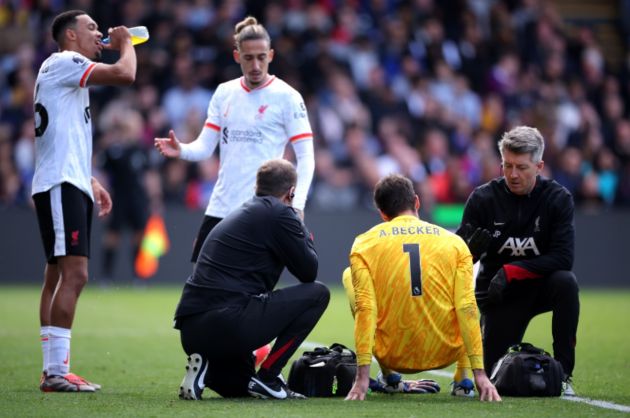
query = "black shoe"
(179, 353, 208, 400)
(247, 375, 306, 400)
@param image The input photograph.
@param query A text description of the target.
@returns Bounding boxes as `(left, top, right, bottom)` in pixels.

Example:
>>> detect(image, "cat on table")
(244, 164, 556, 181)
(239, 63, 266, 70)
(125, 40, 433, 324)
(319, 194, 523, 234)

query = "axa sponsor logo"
(498, 237, 540, 256)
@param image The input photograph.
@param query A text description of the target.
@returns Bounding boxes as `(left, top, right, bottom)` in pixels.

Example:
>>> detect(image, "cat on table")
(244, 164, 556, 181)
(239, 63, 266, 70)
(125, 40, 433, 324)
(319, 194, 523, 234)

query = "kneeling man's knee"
(310, 281, 330, 304)
(549, 270, 579, 294)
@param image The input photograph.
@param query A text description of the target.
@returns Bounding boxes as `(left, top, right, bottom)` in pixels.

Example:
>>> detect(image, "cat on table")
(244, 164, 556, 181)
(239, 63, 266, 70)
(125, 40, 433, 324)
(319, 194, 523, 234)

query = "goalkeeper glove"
(487, 268, 508, 304)
(459, 223, 492, 260)
(370, 372, 441, 394)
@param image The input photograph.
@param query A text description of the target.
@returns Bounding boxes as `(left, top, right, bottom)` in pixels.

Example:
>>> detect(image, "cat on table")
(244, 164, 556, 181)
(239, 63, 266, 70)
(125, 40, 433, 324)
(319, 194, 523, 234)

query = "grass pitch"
(0, 285, 629, 417)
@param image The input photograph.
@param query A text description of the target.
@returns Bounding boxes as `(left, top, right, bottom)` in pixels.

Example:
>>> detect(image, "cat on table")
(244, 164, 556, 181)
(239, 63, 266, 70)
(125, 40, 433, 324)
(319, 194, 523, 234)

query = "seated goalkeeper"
(343, 174, 501, 402)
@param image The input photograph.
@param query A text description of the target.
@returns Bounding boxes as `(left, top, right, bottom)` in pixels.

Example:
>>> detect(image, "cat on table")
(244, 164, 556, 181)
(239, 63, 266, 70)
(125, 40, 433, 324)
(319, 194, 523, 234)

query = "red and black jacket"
(456, 176, 575, 296)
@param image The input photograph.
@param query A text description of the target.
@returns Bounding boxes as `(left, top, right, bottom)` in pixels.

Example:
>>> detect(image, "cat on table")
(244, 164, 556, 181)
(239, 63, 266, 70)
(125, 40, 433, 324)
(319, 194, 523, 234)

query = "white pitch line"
(419, 369, 630, 412)
(300, 341, 630, 413)
(562, 395, 630, 413)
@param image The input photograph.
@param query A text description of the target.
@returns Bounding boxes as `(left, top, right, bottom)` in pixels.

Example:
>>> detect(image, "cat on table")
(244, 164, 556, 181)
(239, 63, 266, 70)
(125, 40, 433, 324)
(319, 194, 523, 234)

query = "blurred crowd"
(2, 0, 630, 218)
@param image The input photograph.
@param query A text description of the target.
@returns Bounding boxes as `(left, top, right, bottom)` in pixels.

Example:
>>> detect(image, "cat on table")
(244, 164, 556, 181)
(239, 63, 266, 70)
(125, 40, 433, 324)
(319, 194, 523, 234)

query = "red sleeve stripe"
(504, 264, 543, 283)
(204, 122, 220, 131)
(289, 133, 313, 143)
(79, 63, 96, 87)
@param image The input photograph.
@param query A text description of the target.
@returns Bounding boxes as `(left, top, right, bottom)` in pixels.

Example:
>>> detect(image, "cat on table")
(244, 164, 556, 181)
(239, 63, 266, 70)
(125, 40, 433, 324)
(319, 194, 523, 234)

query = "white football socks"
(48, 326, 71, 376)
(40, 326, 51, 374)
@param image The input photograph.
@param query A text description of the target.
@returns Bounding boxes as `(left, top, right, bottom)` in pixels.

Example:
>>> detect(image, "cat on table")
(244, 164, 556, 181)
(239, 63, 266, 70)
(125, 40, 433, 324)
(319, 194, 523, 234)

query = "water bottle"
(102, 26, 149, 46)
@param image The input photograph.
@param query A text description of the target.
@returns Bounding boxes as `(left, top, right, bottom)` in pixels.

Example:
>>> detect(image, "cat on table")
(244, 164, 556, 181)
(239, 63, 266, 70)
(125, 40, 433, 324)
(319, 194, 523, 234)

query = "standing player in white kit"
(154, 15, 314, 387)
(32, 10, 136, 392)
(155, 15, 315, 263)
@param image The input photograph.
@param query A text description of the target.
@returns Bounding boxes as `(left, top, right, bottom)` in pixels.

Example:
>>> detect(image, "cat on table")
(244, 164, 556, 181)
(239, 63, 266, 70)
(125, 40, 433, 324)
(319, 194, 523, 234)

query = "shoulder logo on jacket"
(498, 237, 540, 256)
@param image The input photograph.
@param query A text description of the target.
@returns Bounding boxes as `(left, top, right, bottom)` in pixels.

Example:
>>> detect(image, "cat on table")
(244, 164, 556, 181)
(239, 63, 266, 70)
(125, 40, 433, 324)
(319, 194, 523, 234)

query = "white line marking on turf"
(301, 341, 630, 413)
(421, 369, 630, 412)
(562, 395, 630, 413)
(426, 370, 451, 378)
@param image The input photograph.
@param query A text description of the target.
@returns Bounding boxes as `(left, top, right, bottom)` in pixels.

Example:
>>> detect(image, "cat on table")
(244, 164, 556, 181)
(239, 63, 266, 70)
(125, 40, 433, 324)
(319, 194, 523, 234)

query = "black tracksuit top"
(175, 195, 317, 319)
(456, 176, 575, 292)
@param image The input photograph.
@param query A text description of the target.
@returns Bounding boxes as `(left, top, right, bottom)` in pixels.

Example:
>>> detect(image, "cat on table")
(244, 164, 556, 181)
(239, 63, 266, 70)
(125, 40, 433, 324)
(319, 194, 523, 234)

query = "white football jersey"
(32, 51, 96, 199)
(201, 76, 313, 218)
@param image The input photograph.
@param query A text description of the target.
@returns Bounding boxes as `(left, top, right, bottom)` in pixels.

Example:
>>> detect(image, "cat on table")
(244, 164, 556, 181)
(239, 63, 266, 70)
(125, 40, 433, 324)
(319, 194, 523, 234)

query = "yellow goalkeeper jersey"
(348, 215, 484, 371)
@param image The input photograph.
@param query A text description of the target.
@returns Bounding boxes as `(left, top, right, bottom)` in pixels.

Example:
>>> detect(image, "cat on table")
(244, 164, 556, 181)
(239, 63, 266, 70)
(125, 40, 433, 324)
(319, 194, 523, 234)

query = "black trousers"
(178, 282, 330, 397)
(479, 270, 580, 377)
(190, 215, 222, 263)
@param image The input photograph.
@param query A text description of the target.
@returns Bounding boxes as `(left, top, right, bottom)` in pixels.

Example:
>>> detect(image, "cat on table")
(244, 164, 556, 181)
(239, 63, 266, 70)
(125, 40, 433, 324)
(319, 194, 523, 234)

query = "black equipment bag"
(490, 342, 564, 396)
(287, 343, 357, 397)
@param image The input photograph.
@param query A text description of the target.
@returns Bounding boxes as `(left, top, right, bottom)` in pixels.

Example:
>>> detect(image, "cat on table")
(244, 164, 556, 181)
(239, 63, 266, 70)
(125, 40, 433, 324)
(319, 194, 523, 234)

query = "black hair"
(51, 10, 86, 45)
(373, 174, 416, 219)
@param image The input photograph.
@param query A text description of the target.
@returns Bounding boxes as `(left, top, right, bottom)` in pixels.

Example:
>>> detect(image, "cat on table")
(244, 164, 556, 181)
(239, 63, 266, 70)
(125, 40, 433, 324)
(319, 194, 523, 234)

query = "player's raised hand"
(154, 130, 182, 158)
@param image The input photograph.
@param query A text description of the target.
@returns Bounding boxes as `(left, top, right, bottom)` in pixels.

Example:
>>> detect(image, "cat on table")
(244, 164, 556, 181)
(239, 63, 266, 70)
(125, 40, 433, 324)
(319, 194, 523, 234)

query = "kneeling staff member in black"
(174, 158, 329, 400)
(456, 126, 579, 396)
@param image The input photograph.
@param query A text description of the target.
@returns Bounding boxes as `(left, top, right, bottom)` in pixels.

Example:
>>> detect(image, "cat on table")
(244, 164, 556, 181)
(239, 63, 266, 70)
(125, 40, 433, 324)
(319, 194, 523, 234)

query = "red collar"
(240, 75, 276, 92)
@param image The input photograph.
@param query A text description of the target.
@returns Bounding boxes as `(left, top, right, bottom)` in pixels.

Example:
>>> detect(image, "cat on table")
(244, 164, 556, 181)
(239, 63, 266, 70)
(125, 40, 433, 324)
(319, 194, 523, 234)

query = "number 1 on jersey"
(403, 243, 422, 296)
